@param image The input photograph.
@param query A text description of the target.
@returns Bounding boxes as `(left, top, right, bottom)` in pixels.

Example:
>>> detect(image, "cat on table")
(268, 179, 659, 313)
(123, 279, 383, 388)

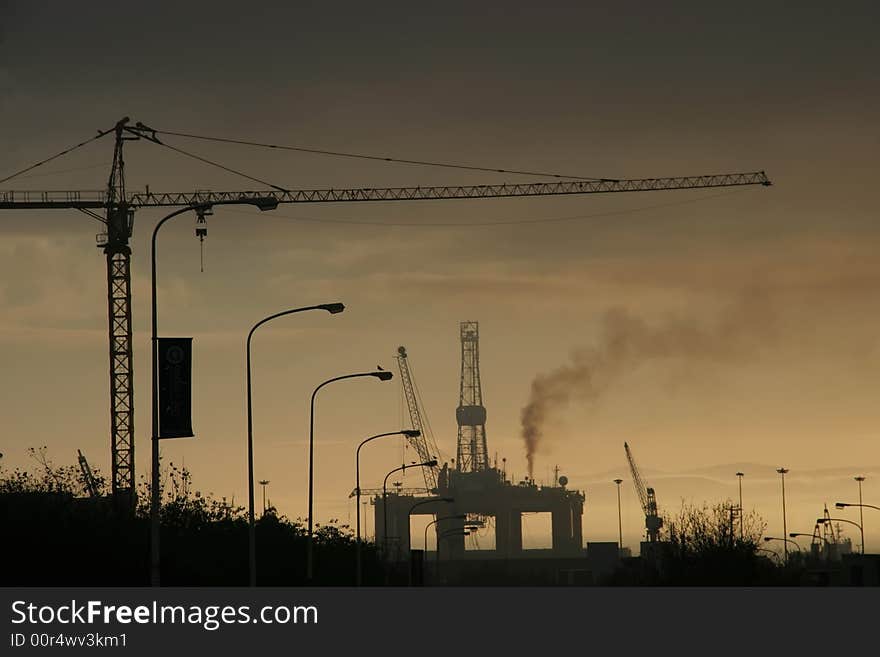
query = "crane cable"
(144, 138, 291, 192)
(0, 130, 111, 185)
(153, 128, 619, 182)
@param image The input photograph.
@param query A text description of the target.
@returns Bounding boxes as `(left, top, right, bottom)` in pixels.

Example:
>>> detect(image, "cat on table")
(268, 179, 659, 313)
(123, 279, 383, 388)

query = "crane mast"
(624, 441, 663, 543)
(0, 117, 772, 513)
(395, 346, 441, 492)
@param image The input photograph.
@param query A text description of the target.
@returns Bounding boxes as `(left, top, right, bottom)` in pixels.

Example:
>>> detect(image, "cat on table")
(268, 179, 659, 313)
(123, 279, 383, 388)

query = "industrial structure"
(624, 441, 663, 543)
(0, 116, 771, 511)
(375, 321, 586, 578)
(77, 450, 101, 499)
(395, 346, 442, 492)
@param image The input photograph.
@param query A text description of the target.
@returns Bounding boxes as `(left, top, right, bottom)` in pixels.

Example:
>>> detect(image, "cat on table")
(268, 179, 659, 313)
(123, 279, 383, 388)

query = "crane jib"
(0, 172, 771, 209)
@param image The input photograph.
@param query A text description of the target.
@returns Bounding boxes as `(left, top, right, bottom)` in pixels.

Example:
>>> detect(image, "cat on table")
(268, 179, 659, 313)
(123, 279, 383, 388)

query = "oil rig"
(373, 322, 586, 577)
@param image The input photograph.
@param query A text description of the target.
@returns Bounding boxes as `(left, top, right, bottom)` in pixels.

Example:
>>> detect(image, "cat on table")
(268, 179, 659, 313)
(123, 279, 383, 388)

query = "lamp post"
(307, 370, 393, 582)
(437, 528, 471, 584)
(613, 479, 623, 553)
(354, 429, 423, 586)
(776, 467, 789, 563)
(151, 197, 277, 587)
(817, 517, 864, 554)
(736, 472, 745, 539)
(246, 302, 344, 587)
(381, 459, 438, 556)
(405, 497, 453, 587)
(259, 480, 270, 515)
(855, 476, 865, 554)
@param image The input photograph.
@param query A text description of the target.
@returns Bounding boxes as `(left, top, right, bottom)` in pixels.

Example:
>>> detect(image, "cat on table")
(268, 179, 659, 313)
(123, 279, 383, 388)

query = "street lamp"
(353, 429, 423, 586)
(764, 536, 801, 553)
(790, 531, 832, 550)
(613, 479, 623, 552)
(836, 502, 880, 511)
(151, 198, 277, 587)
(840, 476, 868, 555)
(246, 302, 344, 587)
(436, 528, 472, 583)
(307, 369, 393, 581)
(817, 517, 864, 554)
(409, 496, 454, 519)
(855, 476, 866, 555)
(425, 514, 467, 552)
(381, 459, 438, 556)
(259, 480, 270, 515)
(405, 497, 453, 587)
(736, 472, 745, 539)
(776, 467, 789, 563)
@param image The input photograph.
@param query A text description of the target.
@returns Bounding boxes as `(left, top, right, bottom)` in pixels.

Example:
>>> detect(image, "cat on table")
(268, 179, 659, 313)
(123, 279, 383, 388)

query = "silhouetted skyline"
(2, 1, 879, 554)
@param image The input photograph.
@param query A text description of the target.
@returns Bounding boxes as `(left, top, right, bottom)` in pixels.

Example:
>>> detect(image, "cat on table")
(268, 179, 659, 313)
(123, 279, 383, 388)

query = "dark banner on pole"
(158, 337, 194, 439)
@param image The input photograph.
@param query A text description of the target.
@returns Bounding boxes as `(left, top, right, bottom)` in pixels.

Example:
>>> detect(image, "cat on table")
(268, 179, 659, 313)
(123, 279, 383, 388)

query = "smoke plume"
(521, 291, 775, 478)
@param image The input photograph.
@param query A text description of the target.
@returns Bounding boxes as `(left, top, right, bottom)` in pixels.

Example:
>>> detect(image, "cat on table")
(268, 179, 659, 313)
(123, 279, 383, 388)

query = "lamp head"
(817, 518, 829, 524)
(373, 370, 393, 381)
(776, 467, 788, 475)
(402, 429, 421, 438)
(736, 472, 744, 477)
(835, 502, 847, 509)
(613, 478, 623, 485)
(320, 302, 345, 314)
(424, 459, 438, 468)
(252, 197, 279, 211)
(763, 537, 772, 542)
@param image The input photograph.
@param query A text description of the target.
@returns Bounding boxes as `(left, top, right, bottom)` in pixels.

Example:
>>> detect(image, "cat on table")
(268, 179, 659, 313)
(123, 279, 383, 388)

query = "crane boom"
(395, 346, 441, 492)
(0, 171, 771, 209)
(624, 442, 649, 514)
(0, 117, 772, 515)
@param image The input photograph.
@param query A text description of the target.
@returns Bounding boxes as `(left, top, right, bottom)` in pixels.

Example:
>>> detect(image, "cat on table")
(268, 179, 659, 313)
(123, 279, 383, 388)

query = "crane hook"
(195, 209, 210, 272)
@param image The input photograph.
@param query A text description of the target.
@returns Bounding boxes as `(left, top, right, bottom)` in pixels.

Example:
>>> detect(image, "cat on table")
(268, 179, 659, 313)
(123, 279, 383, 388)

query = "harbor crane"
(624, 441, 663, 542)
(395, 346, 442, 493)
(0, 116, 772, 507)
(77, 449, 101, 499)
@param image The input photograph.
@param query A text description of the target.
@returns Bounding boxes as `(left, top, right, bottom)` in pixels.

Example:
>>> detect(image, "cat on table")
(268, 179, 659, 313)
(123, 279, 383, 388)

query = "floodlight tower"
(456, 321, 488, 472)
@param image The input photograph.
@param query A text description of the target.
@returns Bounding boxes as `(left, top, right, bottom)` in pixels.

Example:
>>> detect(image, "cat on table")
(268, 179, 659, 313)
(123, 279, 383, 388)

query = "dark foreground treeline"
(0, 455, 383, 586)
(0, 455, 837, 586)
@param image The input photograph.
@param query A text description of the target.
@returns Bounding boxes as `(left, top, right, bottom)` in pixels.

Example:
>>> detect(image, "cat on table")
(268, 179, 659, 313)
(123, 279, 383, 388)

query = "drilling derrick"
(456, 321, 488, 472)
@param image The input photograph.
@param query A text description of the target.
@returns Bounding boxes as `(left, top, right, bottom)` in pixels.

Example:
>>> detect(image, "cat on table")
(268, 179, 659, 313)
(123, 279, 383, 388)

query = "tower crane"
(395, 346, 442, 492)
(0, 116, 772, 508)
(624, 441, 663, 543)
